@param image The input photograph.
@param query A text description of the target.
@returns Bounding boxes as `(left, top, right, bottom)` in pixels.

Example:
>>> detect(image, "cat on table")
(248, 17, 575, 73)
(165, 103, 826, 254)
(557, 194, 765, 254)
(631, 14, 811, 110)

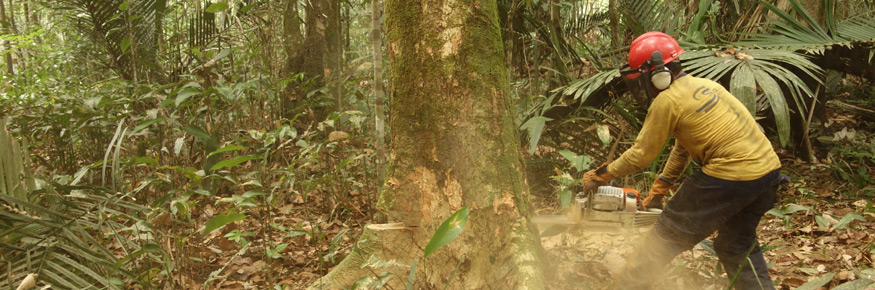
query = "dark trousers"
(619, 169, 786, 290)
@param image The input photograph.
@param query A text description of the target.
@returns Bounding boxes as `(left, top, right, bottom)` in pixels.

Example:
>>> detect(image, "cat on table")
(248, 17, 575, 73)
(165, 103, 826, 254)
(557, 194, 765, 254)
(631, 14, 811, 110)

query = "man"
(582, 32, 787, 289)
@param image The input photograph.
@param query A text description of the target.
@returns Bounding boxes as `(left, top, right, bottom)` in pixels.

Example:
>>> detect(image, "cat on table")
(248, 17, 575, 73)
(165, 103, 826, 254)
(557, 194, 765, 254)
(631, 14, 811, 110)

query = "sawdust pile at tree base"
(539, 226, 727, 290)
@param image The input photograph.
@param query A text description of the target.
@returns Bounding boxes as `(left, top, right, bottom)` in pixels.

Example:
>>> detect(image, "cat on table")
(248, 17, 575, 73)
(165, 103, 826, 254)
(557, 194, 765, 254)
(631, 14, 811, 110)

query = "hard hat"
(628, 31, 684, 70)
(619, 32, 685, 107)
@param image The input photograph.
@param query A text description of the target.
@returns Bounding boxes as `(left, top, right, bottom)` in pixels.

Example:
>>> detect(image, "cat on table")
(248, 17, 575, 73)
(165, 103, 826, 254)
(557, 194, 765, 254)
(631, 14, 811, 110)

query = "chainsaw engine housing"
(573, 186, 661, 230)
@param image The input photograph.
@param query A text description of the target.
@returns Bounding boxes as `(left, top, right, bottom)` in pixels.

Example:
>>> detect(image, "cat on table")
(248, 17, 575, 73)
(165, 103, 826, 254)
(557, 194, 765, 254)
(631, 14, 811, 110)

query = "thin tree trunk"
(507, 0, 518, 72)
(0, 0, 12, 74)
(309, 0, 545, 288)
(371, 0, 386, 213)
(609, 0, 620, 48)
(281, 0, 303, 118)
(326, 0, 342, 114)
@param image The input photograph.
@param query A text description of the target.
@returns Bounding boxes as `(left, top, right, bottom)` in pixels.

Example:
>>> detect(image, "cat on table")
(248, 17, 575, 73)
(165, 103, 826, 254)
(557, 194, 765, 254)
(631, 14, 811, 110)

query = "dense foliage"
(0, 0, 873, 289)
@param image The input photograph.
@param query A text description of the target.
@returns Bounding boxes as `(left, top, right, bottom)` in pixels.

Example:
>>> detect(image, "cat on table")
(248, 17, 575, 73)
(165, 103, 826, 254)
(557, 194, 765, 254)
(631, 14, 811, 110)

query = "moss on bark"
(309, 0, 545, 288)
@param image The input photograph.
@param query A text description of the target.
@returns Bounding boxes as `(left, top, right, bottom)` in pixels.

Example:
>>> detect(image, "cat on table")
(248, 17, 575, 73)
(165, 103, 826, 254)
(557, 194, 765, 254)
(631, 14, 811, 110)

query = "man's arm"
(607, 95, 678, 178)
(660, 143, 691, 182)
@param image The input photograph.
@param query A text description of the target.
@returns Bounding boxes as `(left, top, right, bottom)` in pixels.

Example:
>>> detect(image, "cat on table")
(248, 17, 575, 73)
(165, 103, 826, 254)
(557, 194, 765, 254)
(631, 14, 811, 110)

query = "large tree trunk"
(308, 0, 545, 289)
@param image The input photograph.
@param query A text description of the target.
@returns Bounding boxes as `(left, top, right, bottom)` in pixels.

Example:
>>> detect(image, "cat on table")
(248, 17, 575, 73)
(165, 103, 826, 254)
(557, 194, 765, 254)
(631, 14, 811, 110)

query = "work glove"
(582, 162, 614, 194)
(641, 177, 672, 211)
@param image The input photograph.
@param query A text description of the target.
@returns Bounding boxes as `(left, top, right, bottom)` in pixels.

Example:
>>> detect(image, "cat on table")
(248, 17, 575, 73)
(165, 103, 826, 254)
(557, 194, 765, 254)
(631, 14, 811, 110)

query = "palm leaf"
(559, 69, 620, 103)
(683, 48, 821, 146)
(48, 0, 165, 81)
(739, 0, 875, 53)
(0, 120, 155, 290)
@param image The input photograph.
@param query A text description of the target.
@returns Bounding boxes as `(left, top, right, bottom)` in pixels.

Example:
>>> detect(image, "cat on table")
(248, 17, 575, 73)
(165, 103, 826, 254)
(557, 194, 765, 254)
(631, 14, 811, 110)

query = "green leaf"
(832, 278, 874, 290)
(182, 125, 215, 143)
(596, 124, 611, 146)
(175, 87, 200, 107)
(211, 49, 232, 62)
(205, 2, 229, 13)
(202, 212, 246, 236)
(814, 215, 830, 229)
(766, 208, 784, 218)
(783, 204, 810, 214)
(120, 37, 131, 53)
(520, 116, 553, 155)
(833, 212, 865, 230)
(558, 149, 592, 172)
(558, 189, 572, 209)
(210, 155, 262, 171)
(407, 259, 418, 290)
(424, 206, 469, 258)
(795, 272, 835, 290)
(130, 118, 163, 135)
(118, 1, 130, 11)
(730, 64, 757, 115)
(208, 145, 245, 158)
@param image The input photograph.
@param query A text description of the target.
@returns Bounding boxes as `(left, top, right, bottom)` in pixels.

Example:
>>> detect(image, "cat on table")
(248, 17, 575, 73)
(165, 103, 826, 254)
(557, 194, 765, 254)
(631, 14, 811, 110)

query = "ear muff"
(650, 51, 672, 90)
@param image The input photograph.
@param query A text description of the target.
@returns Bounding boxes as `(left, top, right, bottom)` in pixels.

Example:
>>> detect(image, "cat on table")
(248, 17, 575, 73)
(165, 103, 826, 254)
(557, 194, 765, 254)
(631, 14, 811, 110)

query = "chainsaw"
(532, 185, 662, 230)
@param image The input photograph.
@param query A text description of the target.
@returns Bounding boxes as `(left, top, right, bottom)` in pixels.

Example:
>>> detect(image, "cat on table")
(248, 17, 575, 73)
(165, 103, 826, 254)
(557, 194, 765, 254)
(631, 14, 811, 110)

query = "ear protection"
(650, 51, 672, 90)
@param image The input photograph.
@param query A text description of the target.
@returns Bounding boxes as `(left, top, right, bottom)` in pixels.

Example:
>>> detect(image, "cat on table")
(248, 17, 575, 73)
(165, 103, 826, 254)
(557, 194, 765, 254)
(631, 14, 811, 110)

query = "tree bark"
(609, 0, 620, 48)
(371, 0, 386, 194)
(308, 0, 545, 289)
(0, 0, 13, 74)
(281, 0, 303, 117)
(325, 0, 342, 113)
(284, 0, 341, 120)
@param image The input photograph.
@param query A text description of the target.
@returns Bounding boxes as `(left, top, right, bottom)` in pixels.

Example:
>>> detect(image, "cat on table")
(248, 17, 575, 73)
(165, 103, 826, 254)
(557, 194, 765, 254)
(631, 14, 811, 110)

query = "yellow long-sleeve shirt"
(607, 75, 781, 181)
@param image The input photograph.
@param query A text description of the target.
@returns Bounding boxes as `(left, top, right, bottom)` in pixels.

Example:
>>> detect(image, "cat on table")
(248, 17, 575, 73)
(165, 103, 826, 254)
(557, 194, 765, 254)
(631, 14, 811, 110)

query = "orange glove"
(582, 162, 615, 194)
(641, 177, 672, 210)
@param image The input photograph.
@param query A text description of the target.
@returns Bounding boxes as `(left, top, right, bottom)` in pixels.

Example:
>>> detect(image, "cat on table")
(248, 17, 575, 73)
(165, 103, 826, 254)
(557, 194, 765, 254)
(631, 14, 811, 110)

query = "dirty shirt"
(607, 75, 781, 181)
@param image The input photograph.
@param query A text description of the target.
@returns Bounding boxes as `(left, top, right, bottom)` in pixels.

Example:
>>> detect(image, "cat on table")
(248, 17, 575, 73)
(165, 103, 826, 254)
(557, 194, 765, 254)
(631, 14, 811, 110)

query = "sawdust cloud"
(538, 226, 728, 290)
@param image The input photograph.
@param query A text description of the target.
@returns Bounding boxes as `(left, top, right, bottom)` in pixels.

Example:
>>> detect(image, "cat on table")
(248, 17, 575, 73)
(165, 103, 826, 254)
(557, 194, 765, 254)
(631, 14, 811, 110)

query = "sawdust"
(538, 226, 725, 290)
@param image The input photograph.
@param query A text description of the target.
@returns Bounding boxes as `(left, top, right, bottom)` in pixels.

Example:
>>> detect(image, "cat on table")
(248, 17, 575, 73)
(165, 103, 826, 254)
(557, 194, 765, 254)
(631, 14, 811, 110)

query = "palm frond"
(1, 117, 36, 203)
(738, 0, 875, 54)
(619, 0, 683, 36)
(50, 0, 166, 81)
(1, 120, 155, 290)
(682, 48, 822, 146)
(559, 69, 620, 103)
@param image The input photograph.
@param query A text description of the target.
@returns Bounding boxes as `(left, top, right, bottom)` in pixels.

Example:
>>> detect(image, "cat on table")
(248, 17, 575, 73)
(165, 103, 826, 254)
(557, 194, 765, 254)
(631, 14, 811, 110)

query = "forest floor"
(534, 159, 875, 290)
(196, 102, 874, 290)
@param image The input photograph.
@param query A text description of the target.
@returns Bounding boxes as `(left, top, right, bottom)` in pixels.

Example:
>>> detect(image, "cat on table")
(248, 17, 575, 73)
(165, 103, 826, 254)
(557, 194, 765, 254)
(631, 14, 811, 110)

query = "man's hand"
(641, 177, 672, 210)
(582, 162, 614, 194)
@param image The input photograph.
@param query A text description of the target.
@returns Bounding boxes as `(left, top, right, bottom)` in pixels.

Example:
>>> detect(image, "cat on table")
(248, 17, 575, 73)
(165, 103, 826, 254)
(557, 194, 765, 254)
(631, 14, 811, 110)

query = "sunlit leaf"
(424, 206, 469, 258)
(202, 212, 246, 236)
(520, 116, 553, 155)
(832, 278, 875, 290)
(210, 155, 262, 171)
(208, 145, 245, 158)
(205, 2, 229, 13)
(175, 87, 200, 107)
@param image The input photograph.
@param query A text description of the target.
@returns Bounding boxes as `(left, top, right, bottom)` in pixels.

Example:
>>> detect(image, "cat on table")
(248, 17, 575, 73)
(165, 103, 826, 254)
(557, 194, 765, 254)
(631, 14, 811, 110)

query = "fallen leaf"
(328, 131, 348, 142)
(836, 270, 855, 281)
(800, 225, 813, 233)
(16, 273, 37, 290)
(782, 277, 805, 288)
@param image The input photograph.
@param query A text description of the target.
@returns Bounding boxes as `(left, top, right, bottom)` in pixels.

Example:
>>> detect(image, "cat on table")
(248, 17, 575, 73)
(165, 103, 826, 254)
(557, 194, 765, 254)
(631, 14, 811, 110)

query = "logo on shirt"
(692, 86, 721, 113)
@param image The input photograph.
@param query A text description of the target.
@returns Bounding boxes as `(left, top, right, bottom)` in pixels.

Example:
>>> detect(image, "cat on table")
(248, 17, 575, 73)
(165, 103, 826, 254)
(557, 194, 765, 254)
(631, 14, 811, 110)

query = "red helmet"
(628, 32, 684, 70)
